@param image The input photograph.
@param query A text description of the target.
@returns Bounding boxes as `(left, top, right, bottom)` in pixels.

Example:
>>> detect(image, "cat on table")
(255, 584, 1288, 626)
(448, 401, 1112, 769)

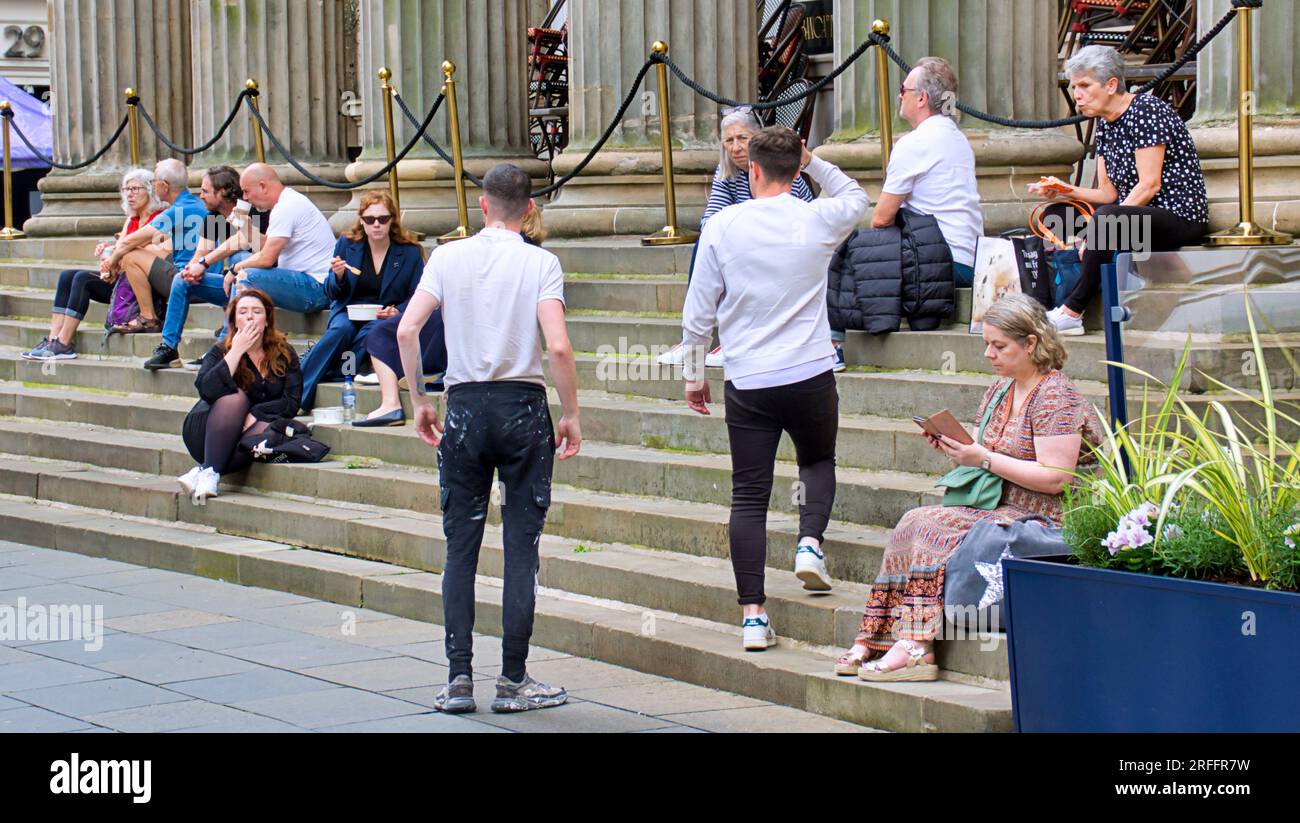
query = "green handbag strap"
(976, 380, 1013, 446)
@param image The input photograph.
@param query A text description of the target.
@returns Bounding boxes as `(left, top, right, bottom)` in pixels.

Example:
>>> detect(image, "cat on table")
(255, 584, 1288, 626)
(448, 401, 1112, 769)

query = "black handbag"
(238, 418, 331, 464)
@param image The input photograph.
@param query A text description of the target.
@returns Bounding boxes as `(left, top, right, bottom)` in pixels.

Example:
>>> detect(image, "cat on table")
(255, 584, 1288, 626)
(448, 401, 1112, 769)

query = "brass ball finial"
(441, 60, 456, 79)
(378, 67, 391, 82)
(651, 40, 668, 55)
(0, 101, 10, 113)
(245, 78, 259, 91)
(124, 87, 136, 99)
(871, 19, 890, 35)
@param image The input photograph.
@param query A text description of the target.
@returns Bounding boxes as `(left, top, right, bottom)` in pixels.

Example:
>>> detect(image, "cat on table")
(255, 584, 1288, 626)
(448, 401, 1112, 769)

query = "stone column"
(27, 0, 193, 236)
(339, 0, 549, 235)
(544, 0, 758, 237)
(817, 0, 1084, 233)
(1192, 0, 1300, 233)
(190, 0, 353, 214)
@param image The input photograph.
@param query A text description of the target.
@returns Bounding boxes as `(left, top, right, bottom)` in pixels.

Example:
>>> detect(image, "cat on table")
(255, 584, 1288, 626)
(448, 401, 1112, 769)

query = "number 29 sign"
(3, 25, 46, 59)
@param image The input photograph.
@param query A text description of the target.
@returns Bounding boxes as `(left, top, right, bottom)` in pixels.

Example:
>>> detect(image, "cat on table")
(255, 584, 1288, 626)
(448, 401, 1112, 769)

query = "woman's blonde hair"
(982, 293, 1069, 373)
(521, 199, 546, 245)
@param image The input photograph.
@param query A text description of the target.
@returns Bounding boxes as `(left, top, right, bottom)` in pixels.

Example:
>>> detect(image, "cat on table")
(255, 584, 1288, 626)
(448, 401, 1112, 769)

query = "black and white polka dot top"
(1096, 93, 1209, 225)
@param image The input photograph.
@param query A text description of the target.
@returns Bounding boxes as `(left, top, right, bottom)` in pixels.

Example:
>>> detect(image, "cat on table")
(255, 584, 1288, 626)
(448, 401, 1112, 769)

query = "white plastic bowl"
(347, 304, 381, 322)
(313, 406, 344, 425)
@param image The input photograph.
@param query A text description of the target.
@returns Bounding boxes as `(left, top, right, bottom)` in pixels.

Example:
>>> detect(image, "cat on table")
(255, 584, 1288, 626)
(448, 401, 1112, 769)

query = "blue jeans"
(954, 261, 975, 289)
(161, 250, 250, 349)
(234, 267, 329, 314)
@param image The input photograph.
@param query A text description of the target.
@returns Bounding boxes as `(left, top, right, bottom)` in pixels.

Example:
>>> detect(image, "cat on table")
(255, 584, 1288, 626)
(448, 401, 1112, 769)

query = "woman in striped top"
(659, 108, 817, 367)
(701, 108, 816, 227)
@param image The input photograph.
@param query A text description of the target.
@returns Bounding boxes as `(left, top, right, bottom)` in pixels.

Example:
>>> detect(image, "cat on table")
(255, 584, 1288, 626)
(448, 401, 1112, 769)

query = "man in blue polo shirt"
(105, 157, 205, 334)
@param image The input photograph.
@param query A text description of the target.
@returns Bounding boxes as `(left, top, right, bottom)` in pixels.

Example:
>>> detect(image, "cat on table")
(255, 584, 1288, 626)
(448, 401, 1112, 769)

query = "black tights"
(199, 391, 269, 474)
(1044, 203, 1206, 314)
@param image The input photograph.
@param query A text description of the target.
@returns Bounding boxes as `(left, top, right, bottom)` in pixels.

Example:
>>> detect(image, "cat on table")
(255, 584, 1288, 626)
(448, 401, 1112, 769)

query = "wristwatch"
(197, 256, 209, 270)
(979, 450, 993, 471)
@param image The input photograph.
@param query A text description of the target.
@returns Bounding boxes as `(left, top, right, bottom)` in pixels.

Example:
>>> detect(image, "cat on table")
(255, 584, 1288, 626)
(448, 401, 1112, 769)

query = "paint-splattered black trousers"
(437, 380, 555, 682)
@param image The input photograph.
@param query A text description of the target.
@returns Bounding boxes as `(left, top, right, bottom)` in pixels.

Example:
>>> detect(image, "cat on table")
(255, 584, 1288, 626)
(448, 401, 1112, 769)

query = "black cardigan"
(190, 344, 303, 422)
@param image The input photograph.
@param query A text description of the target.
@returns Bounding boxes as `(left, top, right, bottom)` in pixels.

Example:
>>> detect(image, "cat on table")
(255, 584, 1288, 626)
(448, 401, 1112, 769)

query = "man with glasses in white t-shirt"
(396, 164, 581, 715)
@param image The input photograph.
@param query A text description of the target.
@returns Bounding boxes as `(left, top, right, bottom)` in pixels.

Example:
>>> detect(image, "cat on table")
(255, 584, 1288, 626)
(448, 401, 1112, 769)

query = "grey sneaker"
(33, 338, 76, 360)
(491, 674, 567, 713)
(432, 674, 477, 714)
(20, 337, 50, 359)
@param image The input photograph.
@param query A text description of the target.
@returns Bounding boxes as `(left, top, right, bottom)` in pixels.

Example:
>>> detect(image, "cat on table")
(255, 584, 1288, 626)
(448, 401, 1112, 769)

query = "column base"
(333, 156, 550, 237)
(815, 129, 1085, 235)
(542, 149, 718, 238)
(1193, 120, 1300, 237)
(23, 165, 356, 237)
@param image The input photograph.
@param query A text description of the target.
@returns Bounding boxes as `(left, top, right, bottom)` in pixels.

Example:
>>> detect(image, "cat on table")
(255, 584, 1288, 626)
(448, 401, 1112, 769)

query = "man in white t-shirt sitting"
(869, 56, 983, 287)
(395, 164, 581, 715)
(227, 163, 334, 314)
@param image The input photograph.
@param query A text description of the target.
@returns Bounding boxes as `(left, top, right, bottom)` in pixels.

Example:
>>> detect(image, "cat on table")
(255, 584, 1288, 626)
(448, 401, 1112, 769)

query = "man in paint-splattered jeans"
(396, 164, 581, 714)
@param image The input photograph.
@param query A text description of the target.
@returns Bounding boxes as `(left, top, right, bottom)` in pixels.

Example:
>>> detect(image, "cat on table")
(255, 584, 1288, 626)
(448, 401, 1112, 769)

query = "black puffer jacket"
(827, 209, 955, 333)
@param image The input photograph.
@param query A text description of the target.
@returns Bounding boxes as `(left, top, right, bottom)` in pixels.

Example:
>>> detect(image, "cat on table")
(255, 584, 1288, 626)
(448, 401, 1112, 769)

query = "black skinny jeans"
(53, 269, 114, 320)
(724, 369, 838, 606)
(1049, 203, 1207, 314)
(437, 381, 555, 682)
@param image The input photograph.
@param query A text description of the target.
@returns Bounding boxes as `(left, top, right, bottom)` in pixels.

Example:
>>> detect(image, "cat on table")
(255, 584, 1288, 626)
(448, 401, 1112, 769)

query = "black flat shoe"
(351, 409, 405, 427)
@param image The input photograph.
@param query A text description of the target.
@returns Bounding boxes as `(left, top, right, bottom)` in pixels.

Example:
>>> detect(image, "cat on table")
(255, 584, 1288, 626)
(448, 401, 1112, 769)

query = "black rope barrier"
(392, 55, 657, 199)
(243, 91, 444, 190)
(137, 90, 253, 156)
(652, 36, 877, 110)
(869, 3, 1240, 130)
(1, 107, 129, 170)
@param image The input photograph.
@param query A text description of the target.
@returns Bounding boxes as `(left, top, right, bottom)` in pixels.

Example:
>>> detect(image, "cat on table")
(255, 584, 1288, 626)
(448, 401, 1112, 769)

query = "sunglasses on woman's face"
(361, 214, 392, 226)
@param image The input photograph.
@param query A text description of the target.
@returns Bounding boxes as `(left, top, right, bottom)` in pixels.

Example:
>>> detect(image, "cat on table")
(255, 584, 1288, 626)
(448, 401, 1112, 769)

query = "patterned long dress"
(857, 370, 1103, 651)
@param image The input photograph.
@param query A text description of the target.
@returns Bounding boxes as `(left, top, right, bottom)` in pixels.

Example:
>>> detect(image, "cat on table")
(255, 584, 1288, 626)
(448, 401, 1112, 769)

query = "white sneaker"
(742, 614, 775, 651)
(354, 372, 379, 385)
(177, 466, 202, 497)
(656, 344, 686, 366)
(705, 346, 725, 368)
(191, 467, 220, 505)
(794, 543, 833, 591)
(1047, 305, 1085, 336)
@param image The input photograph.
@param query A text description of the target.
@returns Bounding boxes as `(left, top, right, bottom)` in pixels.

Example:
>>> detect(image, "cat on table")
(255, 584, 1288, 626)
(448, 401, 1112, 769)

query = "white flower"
(1163, 523, 1184, 541)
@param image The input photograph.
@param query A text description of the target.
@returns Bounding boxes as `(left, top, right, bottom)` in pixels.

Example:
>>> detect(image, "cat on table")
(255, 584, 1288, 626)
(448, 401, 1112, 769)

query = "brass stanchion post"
(378, 67, 402, 212)
(872, 20, 894, 172)
(124, 87, 140, 166)
(642, 41, 697, 246)
(1207, 2, 1291, 246)
(246, 78, 267, 164)
(0, 101, 24, 240)
(437, 60, 471, 244)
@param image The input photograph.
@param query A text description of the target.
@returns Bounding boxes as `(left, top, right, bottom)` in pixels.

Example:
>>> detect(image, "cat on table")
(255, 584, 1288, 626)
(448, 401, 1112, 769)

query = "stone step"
(0, 494, 1012, 731)
(6, 452, 1010, 685)
(0, 408, 939, 530)
(0, 394, 896, 585)
(0, 268, 690, 318)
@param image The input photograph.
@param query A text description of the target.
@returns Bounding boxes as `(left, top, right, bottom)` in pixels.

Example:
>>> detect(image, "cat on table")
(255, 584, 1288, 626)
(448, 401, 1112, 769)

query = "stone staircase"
(0, 235, 1288, 732)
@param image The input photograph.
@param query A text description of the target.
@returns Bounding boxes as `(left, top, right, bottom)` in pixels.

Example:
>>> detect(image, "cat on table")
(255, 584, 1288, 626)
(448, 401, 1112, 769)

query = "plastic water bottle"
(342, 377, 356, 422)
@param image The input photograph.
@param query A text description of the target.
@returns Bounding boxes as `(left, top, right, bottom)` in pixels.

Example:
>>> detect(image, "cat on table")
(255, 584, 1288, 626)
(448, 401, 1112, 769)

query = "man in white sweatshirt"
(679, 126, 868, 651)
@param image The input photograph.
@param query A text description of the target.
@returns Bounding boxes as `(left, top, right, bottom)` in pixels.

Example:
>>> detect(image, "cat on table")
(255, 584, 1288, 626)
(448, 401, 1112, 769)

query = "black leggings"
(724, 369, 838, 606)
(1048, 203, 1206, 314)
(53, 269, 114, 320)
(182, 391, 270, 475)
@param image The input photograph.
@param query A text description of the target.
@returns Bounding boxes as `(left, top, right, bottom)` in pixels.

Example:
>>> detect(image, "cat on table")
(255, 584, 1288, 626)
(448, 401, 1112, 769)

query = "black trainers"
(183, 358, 203, 371)
(491, 674, 567, 713)
(431, 674, 477, 714)
(143, 343, 180, 371)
